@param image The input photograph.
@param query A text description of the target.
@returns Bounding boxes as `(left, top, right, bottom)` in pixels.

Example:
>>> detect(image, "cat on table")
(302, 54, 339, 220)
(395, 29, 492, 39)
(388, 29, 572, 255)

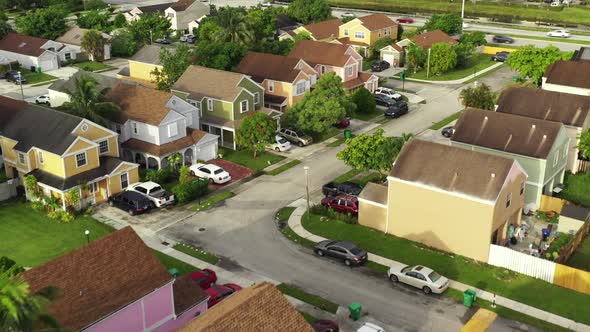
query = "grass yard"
(173, 243, 220, 265)
(219, 148, 284, 172)
(332, 168, 363, 183)
(299, 311, 318, 324)
(558, 172, 590, 207)
(352, 108, 383, 121)
(74, 61, 115, 72)
(151, 250, 198, 276)
(567, 235, 590, 271)
(277, 283, 339, 314)
(276, 207, 296, 222)
(0, 201, 114, 267)
(192, 191, 235, 212)
(21, 71, 57, 85)
(314, 127, 340, 143)
(430, 111, 462, 130)
(407, 54, 498, 81)
(266, 160, 302, 176)
(352, 172, 382, 187)
(301, 213, 590, 324)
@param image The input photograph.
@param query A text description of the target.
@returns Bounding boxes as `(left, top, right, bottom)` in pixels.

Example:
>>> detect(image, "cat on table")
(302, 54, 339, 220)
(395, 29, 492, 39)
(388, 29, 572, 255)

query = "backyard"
(73, 61, 115, 72)
(567, 235, 590, 271)
(558, 171, 590, 207)
(406, 54, 499, 81)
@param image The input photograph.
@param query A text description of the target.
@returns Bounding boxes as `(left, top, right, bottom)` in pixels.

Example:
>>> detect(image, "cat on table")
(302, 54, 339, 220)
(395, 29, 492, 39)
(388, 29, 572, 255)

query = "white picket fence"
(488, 244, 555, 283)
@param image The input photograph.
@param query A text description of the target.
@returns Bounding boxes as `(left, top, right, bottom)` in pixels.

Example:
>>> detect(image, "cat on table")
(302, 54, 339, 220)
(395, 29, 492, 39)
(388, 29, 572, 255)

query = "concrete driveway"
(93, 203, 195, 234)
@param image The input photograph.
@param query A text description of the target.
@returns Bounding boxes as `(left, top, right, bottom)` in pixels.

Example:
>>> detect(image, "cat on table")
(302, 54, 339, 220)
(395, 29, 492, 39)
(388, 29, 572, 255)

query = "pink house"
(23, 227, 208, 332)
(288, 39, 378, 93)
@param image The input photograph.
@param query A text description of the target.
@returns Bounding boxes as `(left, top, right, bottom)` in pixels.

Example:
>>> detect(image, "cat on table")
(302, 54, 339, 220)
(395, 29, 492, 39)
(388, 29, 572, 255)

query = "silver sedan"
(387, 264, 449, 294)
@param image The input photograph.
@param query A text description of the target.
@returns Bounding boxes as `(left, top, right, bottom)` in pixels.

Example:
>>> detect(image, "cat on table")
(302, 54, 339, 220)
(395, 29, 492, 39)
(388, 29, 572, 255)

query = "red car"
(312, 319, 339, 332)
(334, 117, 350, 129)
(396, 17, 414, 23)
(205, 283, 242, 307)
(189, 268, 217, 290)
(321, 194, 359, 216)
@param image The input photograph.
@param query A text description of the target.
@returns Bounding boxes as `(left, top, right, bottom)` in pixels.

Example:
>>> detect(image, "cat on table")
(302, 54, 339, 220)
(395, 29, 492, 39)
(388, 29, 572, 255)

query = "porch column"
(61, 192, 67, 211)
(220, 128, 225, 148)
(194, 147, 199, 164)
(157, 157, 162, 170)
(559, 168, 566, 183)
(78, 187, 82, 210)
(233, 131, 236, 150)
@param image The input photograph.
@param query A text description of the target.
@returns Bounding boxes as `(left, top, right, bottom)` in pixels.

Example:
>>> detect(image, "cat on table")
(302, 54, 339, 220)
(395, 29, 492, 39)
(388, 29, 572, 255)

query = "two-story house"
(289, 40, 378, 93)
(542, 60, 590, 96)
(106, 82, 219, 169)
(0, 96, 139, 209)
(379, 29, 457, 67)
(24, 227, 209, 332)
(496, 86, 590, 174)
(122, 45, 174, 84)
(336, 13, 398, 56)
(234, 52, 317, 110)
(172, 65, 275, 150)
(56, 27, 112, 62)
(0, 32, 78, 72)
(281, 18, 342, 42)
(125, 0, 209, 35)
(451, 108, 569, 209)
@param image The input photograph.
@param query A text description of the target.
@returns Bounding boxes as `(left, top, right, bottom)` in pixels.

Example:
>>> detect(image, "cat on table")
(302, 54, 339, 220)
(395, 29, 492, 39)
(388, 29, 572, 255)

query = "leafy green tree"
(245, 7, 277, 45)
(429, 42, 457, 75)
(287, 0, 331, 24)
(0, 11, 11, 38)
(253, 38, 293, 56)
(128, 12, 171, 45)
(111, 29, 139, 57)
(236, 112, 278, 157)
(113, 13, 126, 28)
(0, 256, 24, 277)
(194, 40, 247, 70)
(459, 83, 496, 110)
(370, 37, 394, 57)
(578, 130, 590, 159)
(422, 13, 462, 35)
(195, 18, 223, 42)
(453, 42, 475, 67)
(460, 31, 487, 46)
(84, 0, 107, 10)
(152, 44, 196, 91)
(64, 75, 120, 126)
(16, 6, 67, 40)
(77, 9, 110, 30)
(506, 45, 570, 85)
(80, 29, 105, 61)
(213, 7, 252, 45)
(351, 87, 376, 115)
(406, 43, 425, 73)
(293, 31, 312, 45)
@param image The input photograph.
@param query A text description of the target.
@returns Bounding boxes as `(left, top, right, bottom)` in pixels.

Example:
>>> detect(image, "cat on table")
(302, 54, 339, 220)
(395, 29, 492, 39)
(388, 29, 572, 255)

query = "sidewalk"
(286, 200, 590, 332)
(394, 63, 503, 85)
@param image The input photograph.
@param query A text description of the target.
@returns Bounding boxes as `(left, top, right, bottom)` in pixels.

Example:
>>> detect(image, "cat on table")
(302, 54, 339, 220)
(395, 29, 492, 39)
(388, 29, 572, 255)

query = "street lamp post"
(85, 229, 90, 244)
(303, 166, 310, 221)
(16, 71, 24, 100)
(461, 0, 466, 33)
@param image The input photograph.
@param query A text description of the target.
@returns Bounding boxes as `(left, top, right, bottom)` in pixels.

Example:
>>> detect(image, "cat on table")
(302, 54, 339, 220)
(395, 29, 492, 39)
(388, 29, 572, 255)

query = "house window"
(520, 182, 525, 195)
(18, 152, 25, 164)
(254, 92, 260, 104)
(90, 182, 98, 193)
(506, 192, 512, 208)
(310, 75, 317, 85)
(320, 66, 326, 74)
(168, 122, 178, 137)
(64, 53, 71, 60)
(120, 173, 128, 189)
(38, 151, 44, 164)
(207, 99, 213, 111)
(268, 81, 274, 92)
(240, 100, 249, 113)
(76, 152, 87, 168)
(99, 140, 109, 154)
(553, 150, 559, 166)
(167, 12, 174, 18)
(354, 31, 365, 39)
(132, 122, 138, 135)
(347, 66, 353, 76)
(344, 29, 349, 36)
(115, 124, 121, 134)
(295, 81, 305, 95)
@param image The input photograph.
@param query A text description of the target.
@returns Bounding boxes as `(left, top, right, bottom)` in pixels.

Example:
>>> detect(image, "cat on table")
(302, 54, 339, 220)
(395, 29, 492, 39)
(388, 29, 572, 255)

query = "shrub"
(47, 210, 60, 220)
(171, 179, 209, 204)
(84, 0, 108, 10)
(179, 165, 191, 185)
(310, 204, 357, 224)
(0, 256, 25, 276)
(30, 201, 45, 211)
(59, 211, 75, 223)
(351, 87, 376, 115)
(545, 234, 573, 261)
(111, 30, 139, 57)
(144, 167, 174, 184)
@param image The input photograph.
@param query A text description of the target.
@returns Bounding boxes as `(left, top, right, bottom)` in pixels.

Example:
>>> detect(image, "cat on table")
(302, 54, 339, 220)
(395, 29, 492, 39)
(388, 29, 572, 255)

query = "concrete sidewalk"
(395, 63, 504, 85)
(286, 201, 590, 332)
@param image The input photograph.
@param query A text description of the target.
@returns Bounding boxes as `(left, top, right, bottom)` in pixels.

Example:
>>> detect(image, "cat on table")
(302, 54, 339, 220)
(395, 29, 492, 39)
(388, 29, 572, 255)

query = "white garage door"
(382, 53, 394, 66)
(38, 57, 58, 72)
(197, 141, 217, 161)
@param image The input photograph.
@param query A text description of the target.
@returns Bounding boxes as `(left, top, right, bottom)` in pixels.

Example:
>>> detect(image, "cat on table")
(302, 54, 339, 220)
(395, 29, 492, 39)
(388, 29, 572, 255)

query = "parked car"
(320, 194, 359, 216)
(180, 34, 196, 43)
(278, 128, 313, 147)
(371, 60, 390, 72)
(261, 1, 272, 7)
(312, 320, 339, 332)
(334, 117, 350, 129)
(155, 36, 171, 44)
(547, 29, 570, 38)
(270, 135, 291, 152)
(341, 12, 356, 18)
(322, 181, 362, 197)
(441, 126, 455, 138)
(357, 323, 385, 332)
(108, 191, 152, 216)
(205, 283, 242, 307)
(35, 95, 50, 105)
(396, 17, 414, 23)
(314, 240, 367, 266)
(492, 35, 514, 44)
(384, 101, 409, 118)
(550, 1, 561, 6)
(387, 264, 449, 294)
(7, 71, 27, 85)
(189, 268, 217, 289)
(375, 87, 402, 101)
(374, 94, 396, 107)
(127, 181, 175, 207)
(492, 51, 509, 62)
(189, 163, 231, 184)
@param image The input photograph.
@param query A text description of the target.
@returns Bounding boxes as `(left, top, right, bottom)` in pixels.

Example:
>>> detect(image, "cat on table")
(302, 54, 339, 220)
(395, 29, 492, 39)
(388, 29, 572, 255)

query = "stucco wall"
(129, 61, 161, 82)
(152, 300, 208, 332)
(358, 201, 387, 232)
(542, 81, 590, 97)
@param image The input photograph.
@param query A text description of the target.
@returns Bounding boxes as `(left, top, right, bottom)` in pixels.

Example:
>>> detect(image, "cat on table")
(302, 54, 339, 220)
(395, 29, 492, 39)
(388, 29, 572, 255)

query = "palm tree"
(213, 9, 252, 45)
(80, 30, 105, 62)
(65, 75, 119, 126)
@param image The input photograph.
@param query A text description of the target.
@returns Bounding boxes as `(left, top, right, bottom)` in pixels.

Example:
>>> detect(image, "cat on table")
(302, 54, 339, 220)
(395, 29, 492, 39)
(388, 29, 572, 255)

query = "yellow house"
(0, 96, 139, 209)
(337, 13, 398, 54)
(280, 18, 342, 42)
(124, 44, 172, 84)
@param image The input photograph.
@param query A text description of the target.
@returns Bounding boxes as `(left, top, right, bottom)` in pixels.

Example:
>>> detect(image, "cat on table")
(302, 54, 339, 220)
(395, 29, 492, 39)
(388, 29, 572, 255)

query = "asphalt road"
(485, 35, 583, 51)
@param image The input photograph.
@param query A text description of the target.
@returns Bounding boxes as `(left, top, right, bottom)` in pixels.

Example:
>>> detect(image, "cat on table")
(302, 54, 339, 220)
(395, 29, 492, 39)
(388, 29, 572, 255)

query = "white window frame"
(18, 152, 25, 164)
(132, 122, 138, 135)
(344, 29, 349, 36)
(99, 140, 109, 154)
(207, 99, 214, 112)
(268, 81, 274, 92)
(553, 150, 559, 166)
(168, 122, 178, 137)
(90, 182, 98, 193)
(347, 65, 353, 76)
(38, 150, 44, 164)
(354, 31, 365, 39)
(240, 100, 249, 113)
(120, 173, 129, 189)
(64, 53, 71, 60)
(75, 152, 87, 168)
(295, 81, 306, 96)
(320, 65, 326, 74)
(254, 92, 260, 104)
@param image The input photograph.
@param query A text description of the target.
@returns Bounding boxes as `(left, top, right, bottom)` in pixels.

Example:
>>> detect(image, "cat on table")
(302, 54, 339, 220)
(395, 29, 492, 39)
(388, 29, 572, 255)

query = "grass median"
(173, 243, 220, 265)
(151, 250, 198, 275)
(430, 111, 462, 130)
(192, 191, 235, 212)
(266, 160, 302, 176)
(406, 54, 498, 81)
(277, 283, 339, 314)
(219, 148, 284, 172)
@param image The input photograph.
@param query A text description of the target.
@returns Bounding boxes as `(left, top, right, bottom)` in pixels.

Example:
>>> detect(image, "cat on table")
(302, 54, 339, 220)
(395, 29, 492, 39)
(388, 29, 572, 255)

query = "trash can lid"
(349, 302, 362, 310)
(464, 289, 477, 295)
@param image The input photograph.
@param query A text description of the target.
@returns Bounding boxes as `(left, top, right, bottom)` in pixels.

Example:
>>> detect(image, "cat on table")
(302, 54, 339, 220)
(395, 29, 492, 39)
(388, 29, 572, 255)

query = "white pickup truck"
(127, 181, 175, 208)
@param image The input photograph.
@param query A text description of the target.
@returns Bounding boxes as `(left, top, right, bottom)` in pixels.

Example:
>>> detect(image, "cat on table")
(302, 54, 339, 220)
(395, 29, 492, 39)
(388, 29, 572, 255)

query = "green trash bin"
(36, 67, 41, 73)
(348, 302, 362, 320)
(512, 76, 520, 82)
(168, 268, 179, 277)
(344, 129, 352, 139)
(463, 289, 477, 307)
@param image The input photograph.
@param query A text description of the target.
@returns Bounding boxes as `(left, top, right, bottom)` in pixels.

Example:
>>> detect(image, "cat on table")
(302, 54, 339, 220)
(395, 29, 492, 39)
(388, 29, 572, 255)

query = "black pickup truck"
(322, 181, 362, 197)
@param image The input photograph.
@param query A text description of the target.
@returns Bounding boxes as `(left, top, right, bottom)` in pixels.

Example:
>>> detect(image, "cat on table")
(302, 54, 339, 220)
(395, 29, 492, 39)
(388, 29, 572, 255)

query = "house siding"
(129, 61, 161, 82)
(64, 147, 100, 177)
(491, 163, 526, 232)
(237, 78, 264, 110)
(263, 80, 295, 105)
(129, 121, 161, 145)
(108, 167, 140, 195)
(34, 149, 66, 178)
(74, 122, 115, 141)
(202, 98, 233, 121)
(152, 300, 208, 332)
(232, 90, 254, 121)
(358, 201, 387, 232)
(158, 118, 188, 145)
(0, 137, 18, 165)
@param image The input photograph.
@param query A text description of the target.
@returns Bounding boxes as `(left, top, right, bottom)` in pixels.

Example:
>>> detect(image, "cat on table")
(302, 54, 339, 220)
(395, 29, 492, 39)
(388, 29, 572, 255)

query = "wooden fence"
(578, 159, 590, 173)
(558, 219, 590, 264)
(554, 264, 590, 295)
(539, 195, 565, 213)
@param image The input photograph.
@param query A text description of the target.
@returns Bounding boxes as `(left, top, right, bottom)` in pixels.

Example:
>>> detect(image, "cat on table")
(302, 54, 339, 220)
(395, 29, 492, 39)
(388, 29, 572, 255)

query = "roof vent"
(532, 124, 536, 129)
(491, 173, 495, 178)
(543, 134, 547, 139)
(484, 116, 488, 120)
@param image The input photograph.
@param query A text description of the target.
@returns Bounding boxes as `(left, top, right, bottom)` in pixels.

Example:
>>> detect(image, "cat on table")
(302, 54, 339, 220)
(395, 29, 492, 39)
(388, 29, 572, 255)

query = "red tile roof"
(289, 40, 353, 67)
(0, 32, 51, 57)
(358, 13, 397, 31)
(410, 30, 457, 50)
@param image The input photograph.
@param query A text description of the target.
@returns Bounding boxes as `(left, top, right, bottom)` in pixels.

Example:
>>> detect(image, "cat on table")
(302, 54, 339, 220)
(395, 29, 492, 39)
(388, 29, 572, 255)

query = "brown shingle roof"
(390, 139, 516, 202)
(107, 82, 174, 125)
(170, 0, 195, 11)
(410, 30, 457, 50)
(359, 182, 388, 205)
(173, 65, 248, 101)
(235, 51, 303, 83)
(122, 128, 208, 156)
(358, 13, 397, 31)
(179, 282, 315, 332)
(173, 275, 209, 315)
(451, 107, 563, 159)
(0, 32, 50, 57)
(23, 227, 173, 331)
(56, 27, 110, 46)
(496, 86, 590, 128)
(0, 95, 26, 132)
(544, 60, 590, 89)
(289, 40, 352, 67)
(303, 18, 341, 40)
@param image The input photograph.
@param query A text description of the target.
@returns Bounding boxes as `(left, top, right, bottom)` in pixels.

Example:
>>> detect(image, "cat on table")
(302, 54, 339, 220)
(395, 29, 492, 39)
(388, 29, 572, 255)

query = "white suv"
(127, 181, 175, 208)
(357, 323, 385, 332)
(547, 29, 570, 38)
(270, 135, 291, 152)
(375, 87, 402, 101)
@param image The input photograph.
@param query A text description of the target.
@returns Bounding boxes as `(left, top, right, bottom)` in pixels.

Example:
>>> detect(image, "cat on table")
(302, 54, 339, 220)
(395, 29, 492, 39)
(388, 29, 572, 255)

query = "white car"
(357, 322, 385, 332)
(387, 264, 449, 294)
(127, 181, 175, 208)
(374, 87, 402, 101)
(547, 29, 570, 38)
(270, 135, 291, 152)
(550, 1, 561, 6)
(341, 12, 356, 18)
(189, 163, 231, 184)
(261, 1, 272, 7)
(35, 95, 50, 105)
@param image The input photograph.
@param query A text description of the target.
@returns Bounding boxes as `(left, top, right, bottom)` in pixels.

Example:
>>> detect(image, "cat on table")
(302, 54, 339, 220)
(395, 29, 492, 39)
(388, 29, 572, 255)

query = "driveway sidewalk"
(286, 200, 590, 332)
(395, 63, 504, 85)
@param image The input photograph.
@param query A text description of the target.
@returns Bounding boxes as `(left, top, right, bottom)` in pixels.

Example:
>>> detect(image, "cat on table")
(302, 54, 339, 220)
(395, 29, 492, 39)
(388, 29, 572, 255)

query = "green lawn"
(429, 111, 462, 130)
(277, 283, 339, 314)
(299, 311, 318, 324)
(276, 207, 296, 222)
(407, 54, 498, 81)
(567, 235, 590, 271)
(219, 148, 284, 172)
(0, 201, 114, 267)
(173, 243, 220, 265)
(192, 191, 235, 212)
(266, 160, 302, 176)
(21, 71, 57, 85)
(74, 61, 115, 72)
(151, 250, 198, 276)
(301, 213, 590, 325)
(352, 108, 383, 121)
(559, 172, 590, 207)
(352, 172, 382, 187)
(314, 127, 340, 143)
(333, 169, 363, 184)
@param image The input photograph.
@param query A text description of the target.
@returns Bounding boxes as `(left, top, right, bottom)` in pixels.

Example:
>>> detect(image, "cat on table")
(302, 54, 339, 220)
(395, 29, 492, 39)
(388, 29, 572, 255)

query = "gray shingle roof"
(130, 45, 175, 65)
(48, 71, 117, 95)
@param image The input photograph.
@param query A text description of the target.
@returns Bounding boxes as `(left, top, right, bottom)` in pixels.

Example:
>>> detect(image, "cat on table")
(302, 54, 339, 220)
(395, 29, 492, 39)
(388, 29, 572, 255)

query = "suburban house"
(0, 32, 75, 72)
(124, 0, 209, 35)
(106, 82, 219, 169)
(358, 139, 527, 262)
(234, 51, 316, 110)
(451, 108, 569, 209)
(179, 282, 314, 332)
(48, 71, 117, 107)
(496, 86, 590, 174)
(275, 13, 300, 38)
(172, 65, 277, 150)
(336, 13, 398, 55)
(56, 27, 112, 61)
(542, 60, 590, 96)
(124, 44, 173, 83)
(280, 18, 342, 41)
(0, 96, 139, 209)
(380, 29, 457, 67)
(23, 227, 209, 332)
(289, 40, 378, 93)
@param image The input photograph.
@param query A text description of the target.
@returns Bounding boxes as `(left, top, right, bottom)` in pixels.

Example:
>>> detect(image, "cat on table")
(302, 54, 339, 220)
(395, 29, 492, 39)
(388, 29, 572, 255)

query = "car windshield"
(214, 169, 225, 175)
(428, 271, 442, 282)
(277, 137, 288, 144)
(350, 247, 363, 255)
(151, 185, 163, 192)
(401, 266, 412, 273)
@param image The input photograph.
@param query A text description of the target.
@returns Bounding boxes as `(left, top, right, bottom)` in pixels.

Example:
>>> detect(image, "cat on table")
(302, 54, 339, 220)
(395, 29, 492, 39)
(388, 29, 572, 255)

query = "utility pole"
(461, 0, 466, 33)
(17, 71, 24, 100)
(426, 48, 431, 79)
(303, 166, 310, 221)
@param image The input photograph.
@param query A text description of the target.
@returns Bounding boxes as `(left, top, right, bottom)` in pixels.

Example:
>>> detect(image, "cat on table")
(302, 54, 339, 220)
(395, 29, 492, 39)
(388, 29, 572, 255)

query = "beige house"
(56, 27, 111, 61)
(379, 29, 457, 67)
(359, 139, 527, 262)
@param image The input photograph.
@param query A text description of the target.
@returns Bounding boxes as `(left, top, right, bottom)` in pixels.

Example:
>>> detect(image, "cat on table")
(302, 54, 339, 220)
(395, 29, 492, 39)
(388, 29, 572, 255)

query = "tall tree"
(406, 43, 426, 73)
(236, 112, 278, 157)
(64, 75, 120, 126)
(429, 42, 457, 75)
(0, 11, 11, 38)
(506, 45, 571, 85)
(422, 13, 462, 35)
(16, 6, 67, 40)
(213, 7, 252, 45)
(80, 29, 105, 62)
(77, 9, 110, 30)
(110, 29, 139, 57)
(152, 44, 195, 91)
(112, 13, 127, 29)
(351, 87, 376, 115)
(245, 7, 277, 45)
(459, 83, 496, 110)
(194, 40, 247, 70)
(287, 0, 331, 24)
(128, 12, 171, 45)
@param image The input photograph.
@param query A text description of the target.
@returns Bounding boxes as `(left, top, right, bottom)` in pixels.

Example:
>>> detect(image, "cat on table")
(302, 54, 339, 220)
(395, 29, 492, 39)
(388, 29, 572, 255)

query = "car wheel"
(316, 249, 324, 256)
(344, 259, 352, 266)
(35, 101, 40, 104)
(108, 200, 114, 207)
(422, 286, 432, 294)
(443, 133, 450, 138)
(190, 170, 196, 176)
(209, 178, 214, 184)
(389, 274, 399, 283)
(298, 141, 304, 147)
(150, 202, 156, 209)
(128, 209, 135, 216)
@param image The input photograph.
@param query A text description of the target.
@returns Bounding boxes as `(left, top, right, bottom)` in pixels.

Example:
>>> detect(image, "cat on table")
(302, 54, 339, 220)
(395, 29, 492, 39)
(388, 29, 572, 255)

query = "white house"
(56, 27, 112, 61)
(124, 0, 209, 35)
(0, 33, 76, 72)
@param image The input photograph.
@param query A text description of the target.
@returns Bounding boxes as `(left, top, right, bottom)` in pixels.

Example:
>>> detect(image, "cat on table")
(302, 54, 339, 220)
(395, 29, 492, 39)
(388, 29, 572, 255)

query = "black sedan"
(384, 101, 409, 118)
(371, 60, 390, 72)
(108, 191, 152, 216)
(374, 94, 396, 107)
(492, 35, 514, 44)
(314, 240, 367, 266)
(441, 126, 455, 138)
(492, 51, 509, 62)
(322, 181, 362, 197)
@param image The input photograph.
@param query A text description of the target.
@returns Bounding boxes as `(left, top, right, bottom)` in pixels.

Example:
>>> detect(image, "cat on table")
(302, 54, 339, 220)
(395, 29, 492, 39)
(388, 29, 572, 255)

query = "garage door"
(198, 141, 217, 161)
(38, 57, 58, 72)
(382, 54, 394, 66)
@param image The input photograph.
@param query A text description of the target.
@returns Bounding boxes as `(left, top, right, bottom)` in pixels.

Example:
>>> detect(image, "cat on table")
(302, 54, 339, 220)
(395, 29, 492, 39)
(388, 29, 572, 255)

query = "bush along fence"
(557, 218, 590, 264)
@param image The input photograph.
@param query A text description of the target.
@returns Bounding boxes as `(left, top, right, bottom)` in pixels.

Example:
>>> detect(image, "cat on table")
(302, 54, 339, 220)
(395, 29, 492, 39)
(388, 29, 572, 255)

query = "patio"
(508, 213, 564, 258)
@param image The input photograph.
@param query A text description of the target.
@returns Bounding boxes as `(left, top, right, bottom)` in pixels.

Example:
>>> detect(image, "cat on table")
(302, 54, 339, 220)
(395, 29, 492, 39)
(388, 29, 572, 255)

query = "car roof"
(335, 241, 357, 250)
(412, 265, 434, 274)
(121, 191, 148, 200)
(377, 87, 392, 91)
(136, 181, 161, 189)
(333, 194, 358, 201)
(201, 163, 221, 170)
